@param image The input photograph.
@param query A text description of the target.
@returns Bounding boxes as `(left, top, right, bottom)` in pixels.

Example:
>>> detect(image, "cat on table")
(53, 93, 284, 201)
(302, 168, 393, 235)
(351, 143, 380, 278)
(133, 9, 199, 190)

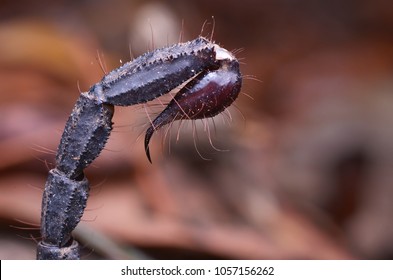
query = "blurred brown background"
(1, 0, 393, 259)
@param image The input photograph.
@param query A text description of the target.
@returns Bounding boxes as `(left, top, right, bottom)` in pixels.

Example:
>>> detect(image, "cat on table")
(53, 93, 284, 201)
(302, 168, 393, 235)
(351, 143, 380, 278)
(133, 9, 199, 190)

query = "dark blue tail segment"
(55, 93, 114, 180)
(100, 37, 219, 106)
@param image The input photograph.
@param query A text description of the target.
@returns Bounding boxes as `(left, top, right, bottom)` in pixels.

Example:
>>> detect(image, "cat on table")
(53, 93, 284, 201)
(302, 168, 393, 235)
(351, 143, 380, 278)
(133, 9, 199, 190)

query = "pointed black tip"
(144, 107, 176, 164)
(146, 146, 152, 164)
(144, 126, 154, 164)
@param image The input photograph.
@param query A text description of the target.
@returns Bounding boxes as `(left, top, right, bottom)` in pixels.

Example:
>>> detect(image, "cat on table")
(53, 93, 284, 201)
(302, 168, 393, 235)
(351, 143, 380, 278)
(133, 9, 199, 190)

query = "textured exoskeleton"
(37, 37, 242, 259)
